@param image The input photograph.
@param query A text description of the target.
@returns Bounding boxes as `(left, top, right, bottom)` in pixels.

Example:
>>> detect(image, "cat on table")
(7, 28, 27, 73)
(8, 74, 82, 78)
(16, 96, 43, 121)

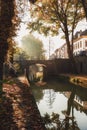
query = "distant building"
(73, 30, 87, 56)
(54, 43, 68, 59)
(49, 53, 56, 60)
(50, 30, 87, 59)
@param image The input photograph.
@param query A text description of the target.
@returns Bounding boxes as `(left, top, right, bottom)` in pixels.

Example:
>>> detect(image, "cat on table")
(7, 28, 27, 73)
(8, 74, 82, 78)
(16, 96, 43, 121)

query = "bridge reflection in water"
(31, 80, 87, 130)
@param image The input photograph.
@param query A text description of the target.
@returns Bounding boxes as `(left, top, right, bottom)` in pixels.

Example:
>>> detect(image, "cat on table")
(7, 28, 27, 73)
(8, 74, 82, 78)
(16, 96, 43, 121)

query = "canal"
(31, 79, 87, 130)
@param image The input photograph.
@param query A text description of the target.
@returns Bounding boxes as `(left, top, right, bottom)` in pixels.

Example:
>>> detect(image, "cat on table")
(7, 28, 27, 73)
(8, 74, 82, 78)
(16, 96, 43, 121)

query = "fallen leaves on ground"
(0, 76, 46, 130)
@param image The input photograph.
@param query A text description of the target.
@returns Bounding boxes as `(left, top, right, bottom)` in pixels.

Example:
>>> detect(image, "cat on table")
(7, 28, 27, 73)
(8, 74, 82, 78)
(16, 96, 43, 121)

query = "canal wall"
(75, 56, 87, 74)
(46, 57, 87, 75)
(14, 56, 87, 77)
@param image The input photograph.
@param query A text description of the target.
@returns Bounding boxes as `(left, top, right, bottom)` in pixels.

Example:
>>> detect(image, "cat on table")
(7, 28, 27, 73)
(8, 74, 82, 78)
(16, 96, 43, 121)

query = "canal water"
(31, 79, 87, 130)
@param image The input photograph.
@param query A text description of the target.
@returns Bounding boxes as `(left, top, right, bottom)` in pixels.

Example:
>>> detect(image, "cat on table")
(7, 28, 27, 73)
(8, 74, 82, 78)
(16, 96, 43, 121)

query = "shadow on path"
(2, 76, 46, 130)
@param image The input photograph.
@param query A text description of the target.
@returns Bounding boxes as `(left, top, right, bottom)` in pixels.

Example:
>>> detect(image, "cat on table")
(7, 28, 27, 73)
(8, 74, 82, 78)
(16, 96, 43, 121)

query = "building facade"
(73, 35, 87, 56)
(50, 30, 87, 59)
(54, 43, 68, 59)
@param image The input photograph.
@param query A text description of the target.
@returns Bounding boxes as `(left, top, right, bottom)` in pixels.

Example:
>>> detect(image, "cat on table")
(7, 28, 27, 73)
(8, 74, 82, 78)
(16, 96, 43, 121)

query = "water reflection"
(31, 80, 87, 130)
(64, 87, 76, 130)
(44, 89, 56, 109)
(31, 87, 44, 103)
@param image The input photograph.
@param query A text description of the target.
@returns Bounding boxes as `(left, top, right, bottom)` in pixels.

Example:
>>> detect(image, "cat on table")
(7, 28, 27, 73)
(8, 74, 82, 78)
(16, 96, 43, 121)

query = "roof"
(74, 29, 87, 39)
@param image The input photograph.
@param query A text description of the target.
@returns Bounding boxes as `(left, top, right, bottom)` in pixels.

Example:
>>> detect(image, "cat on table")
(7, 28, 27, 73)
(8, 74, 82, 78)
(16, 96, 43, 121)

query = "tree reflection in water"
(31, 85, 44, 103)
(44, 89, 56, 109)
(42, 87, 80, 130)
(31, 80, 87, 130)
(42, 112, 80, 130)
(64, 87, 80, 130)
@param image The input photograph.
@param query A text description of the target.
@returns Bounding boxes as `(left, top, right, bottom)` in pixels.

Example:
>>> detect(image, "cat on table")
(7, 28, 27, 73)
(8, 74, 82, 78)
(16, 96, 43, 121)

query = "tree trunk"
(81, 0, 87, 19)
(64, 27, 78, 74)
(0, 0, 15, 94)
(0, 60, 3, 96)
(65, 87, 76, 130)
(0, 43, 8, 95)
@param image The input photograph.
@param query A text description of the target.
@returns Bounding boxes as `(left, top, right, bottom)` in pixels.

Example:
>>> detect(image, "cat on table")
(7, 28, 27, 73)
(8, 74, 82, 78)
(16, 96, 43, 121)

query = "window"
(73, 45, 74, 50)
(85, 40, 87, 47)
(80, 41, 82, 48)
(78, 42, 79, 49)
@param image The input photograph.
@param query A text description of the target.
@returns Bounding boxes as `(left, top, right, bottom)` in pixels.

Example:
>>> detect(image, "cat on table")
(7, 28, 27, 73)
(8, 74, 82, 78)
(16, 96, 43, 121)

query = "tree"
(6, 38, 19, 64)
(80, 0, 87, 19)
(29, 0, 37, 3)
(65, 87, 76, 130)
(0, 0, 37, 96)
(28, 0, 84, 73)
(21, 34, 45, 60)
(17, 49, 30, 61)
(0, 0, 15, 94)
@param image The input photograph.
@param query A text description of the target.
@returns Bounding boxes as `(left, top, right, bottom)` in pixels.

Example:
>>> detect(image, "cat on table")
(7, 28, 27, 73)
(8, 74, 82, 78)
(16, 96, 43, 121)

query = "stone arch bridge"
(5, 57, 87, 80)
(18, 59, 73, 78)
(17, 57, 87, 77)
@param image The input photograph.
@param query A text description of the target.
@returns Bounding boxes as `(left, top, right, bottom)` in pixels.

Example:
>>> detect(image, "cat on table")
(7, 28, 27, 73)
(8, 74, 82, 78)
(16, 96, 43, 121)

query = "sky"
(16, 24, 65, 58)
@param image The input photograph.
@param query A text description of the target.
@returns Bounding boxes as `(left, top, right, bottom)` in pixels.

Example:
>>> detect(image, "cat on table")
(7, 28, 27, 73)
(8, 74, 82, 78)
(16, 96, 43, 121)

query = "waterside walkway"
(60, 74, 87, 88)
(1, 76, 46, 130)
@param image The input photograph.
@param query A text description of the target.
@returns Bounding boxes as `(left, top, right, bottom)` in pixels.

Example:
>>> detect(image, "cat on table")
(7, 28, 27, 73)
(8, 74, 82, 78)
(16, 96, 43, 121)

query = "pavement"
(1, 76, 46, 130)
(60, 74, 87, 88)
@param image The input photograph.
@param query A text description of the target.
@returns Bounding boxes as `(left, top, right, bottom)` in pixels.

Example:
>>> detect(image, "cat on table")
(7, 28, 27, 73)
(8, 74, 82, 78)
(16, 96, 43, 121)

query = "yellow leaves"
(7, 38, 11, 43)
(12, 16, 19, 25)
